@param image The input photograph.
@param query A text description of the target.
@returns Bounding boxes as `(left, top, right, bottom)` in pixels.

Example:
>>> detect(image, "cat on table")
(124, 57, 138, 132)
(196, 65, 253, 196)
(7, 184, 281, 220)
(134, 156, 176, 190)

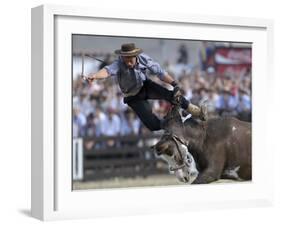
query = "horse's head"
(153, 132, 198, 184)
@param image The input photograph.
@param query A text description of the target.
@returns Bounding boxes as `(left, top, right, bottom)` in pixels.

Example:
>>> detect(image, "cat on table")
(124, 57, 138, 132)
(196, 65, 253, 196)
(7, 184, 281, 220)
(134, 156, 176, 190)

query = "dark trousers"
(124, 79, 189, 131)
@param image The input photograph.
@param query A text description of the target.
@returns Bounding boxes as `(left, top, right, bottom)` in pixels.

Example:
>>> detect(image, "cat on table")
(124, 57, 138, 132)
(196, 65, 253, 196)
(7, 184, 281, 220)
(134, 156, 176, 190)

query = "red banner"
(214, 47, 252, 75)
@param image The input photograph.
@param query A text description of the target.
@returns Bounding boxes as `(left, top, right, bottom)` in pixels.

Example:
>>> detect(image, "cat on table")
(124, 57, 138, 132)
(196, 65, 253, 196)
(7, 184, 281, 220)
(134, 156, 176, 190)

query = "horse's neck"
(184, 121, 206, 151)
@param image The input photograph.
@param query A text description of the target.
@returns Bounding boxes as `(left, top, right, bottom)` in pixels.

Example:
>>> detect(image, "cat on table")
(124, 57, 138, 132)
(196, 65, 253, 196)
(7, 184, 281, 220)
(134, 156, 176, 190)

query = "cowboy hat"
(114, 43, 143, 56)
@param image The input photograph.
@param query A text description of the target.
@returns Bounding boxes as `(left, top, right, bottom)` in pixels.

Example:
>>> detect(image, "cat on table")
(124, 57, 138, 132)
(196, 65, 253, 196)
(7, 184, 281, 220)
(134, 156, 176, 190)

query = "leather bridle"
(168, 134, 192, 172)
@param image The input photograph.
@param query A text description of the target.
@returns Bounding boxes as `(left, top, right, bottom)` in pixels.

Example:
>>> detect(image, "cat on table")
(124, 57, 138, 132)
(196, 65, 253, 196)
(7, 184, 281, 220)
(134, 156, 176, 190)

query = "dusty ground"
(73, 174, 237, 190)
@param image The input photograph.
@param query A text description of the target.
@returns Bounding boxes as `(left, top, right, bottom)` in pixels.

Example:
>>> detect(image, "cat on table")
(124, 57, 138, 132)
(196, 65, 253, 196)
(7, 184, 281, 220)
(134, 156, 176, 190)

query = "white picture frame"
(31, 4, 274, 221)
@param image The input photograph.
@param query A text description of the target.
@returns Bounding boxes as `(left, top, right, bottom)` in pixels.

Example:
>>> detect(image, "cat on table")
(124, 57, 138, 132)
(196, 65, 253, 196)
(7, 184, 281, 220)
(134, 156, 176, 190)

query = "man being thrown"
(86, 43, 207, 131)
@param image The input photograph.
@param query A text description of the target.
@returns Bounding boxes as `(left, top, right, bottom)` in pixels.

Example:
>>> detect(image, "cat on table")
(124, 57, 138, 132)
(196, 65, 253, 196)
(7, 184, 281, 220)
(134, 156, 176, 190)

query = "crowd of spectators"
(73, 42, 252, 145)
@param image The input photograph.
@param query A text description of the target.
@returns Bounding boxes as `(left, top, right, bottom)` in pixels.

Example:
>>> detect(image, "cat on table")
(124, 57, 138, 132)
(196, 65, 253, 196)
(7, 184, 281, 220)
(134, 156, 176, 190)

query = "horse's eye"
(166, 148, 174, 157)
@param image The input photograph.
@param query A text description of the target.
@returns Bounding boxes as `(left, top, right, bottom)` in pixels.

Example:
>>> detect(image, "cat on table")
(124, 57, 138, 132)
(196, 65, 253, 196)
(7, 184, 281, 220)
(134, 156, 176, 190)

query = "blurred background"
(72, 35, 252, 189)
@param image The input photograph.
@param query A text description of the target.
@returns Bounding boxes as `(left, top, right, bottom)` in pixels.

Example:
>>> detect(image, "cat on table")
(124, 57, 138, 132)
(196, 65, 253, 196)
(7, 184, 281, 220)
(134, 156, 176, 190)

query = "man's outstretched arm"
(86, 68, 110, 83)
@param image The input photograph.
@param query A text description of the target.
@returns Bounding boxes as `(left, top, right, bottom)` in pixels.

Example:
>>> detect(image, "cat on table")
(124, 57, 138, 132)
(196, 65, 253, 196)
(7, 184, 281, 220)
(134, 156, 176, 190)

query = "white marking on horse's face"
(160, 144, 198, 184)
(160, 154, 176, 171)
(232, 126, 237, 132)
(180, 144, 199, 184)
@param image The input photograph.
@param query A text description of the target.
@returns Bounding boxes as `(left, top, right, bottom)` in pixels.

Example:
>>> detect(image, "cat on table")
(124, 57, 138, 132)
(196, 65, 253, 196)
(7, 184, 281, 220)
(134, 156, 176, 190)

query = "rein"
(169, 134, 191, 171)
(163, 106, 193, 171)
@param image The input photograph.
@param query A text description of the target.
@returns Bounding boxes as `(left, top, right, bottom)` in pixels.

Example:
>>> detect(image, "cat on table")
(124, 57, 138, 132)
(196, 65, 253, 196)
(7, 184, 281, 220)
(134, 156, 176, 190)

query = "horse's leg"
(221, 166, 245, 181)
(238, 165, 252, 180)
(192, 168, 221, 184)
(192, 147, 225, 184)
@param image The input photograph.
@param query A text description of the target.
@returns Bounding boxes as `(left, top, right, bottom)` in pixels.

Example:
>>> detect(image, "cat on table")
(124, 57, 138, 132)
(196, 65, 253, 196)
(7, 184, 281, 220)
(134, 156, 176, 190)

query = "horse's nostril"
(190, 172, 198, 177)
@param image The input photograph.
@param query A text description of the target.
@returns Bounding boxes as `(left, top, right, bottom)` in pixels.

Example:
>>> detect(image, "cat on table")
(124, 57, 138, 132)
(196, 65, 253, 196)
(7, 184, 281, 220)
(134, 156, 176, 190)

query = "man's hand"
(81, 75, 95, 84)
(86, 76, 95, 84)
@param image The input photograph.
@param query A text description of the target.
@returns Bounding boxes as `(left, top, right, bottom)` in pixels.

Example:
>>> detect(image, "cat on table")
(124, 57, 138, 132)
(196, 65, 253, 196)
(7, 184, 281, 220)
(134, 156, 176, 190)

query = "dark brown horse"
(154, 106, 252, 184)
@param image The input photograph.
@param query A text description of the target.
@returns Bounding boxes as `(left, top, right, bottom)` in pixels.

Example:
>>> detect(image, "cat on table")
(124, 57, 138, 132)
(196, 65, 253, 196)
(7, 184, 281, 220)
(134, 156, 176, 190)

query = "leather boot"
(187, 103, 208, 121)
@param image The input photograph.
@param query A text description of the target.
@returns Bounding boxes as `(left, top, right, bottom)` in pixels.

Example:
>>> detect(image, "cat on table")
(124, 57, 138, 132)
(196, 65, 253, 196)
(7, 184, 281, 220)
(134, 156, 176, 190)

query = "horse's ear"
(165, 105, 174, 117)
(162, 105, 184, 130)
(166, 105, 180, 120)
(171, 105, 181, 113)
